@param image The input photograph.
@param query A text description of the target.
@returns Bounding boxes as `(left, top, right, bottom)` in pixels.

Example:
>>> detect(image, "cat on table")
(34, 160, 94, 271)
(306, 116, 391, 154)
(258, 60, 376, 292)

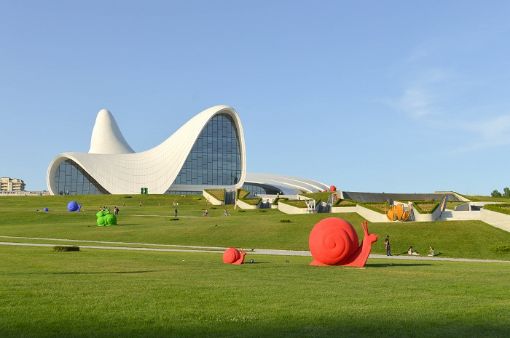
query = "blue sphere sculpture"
(67, 201, 80, 212)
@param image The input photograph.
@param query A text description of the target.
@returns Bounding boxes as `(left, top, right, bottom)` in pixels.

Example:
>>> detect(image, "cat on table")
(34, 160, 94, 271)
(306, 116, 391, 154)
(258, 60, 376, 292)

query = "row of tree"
(491, 187, 510, 197)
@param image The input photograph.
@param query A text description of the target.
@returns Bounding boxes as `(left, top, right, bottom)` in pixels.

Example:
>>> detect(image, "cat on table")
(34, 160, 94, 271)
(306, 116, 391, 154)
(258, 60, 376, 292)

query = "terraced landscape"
(1, 194, 510, 337)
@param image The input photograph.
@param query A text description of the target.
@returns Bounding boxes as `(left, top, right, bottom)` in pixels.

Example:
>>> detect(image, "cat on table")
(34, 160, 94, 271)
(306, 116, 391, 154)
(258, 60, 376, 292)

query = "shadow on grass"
(366, 263, 432, 268)
(5, 270, 161, 275)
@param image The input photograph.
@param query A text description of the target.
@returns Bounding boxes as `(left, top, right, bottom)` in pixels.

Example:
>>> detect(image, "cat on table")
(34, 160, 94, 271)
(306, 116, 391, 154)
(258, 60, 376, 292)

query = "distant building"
(0, 177, 26, 192)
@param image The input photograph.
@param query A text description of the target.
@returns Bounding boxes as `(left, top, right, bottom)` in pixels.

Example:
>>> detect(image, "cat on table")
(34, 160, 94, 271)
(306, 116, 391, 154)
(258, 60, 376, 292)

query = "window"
(54, 159, 108, 195)
(172, 114, 242, 187)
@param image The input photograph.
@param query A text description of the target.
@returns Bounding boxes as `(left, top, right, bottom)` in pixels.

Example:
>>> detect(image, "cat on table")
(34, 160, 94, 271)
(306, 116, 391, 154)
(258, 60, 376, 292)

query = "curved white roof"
(89, 109, 134, 154)
(47, 105, 246, 194)
(245, 173, 330, 194)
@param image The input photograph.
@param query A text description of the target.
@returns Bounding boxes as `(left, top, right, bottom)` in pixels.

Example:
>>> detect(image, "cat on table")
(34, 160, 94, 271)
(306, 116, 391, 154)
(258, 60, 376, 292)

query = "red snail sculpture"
(309, 218, 377, 267)
(223, 247, 246, 265)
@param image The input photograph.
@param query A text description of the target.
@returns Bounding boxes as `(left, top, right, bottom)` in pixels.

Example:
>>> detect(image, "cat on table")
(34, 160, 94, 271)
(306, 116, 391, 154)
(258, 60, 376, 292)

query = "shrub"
(53, 246, 80, 252)
(494, 244, 510, 253)
(491, 190, 502, 197)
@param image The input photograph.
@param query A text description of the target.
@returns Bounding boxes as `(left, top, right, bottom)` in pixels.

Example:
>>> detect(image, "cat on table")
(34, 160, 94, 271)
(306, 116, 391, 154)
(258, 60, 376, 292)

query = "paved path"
(1, 235, 509, 264)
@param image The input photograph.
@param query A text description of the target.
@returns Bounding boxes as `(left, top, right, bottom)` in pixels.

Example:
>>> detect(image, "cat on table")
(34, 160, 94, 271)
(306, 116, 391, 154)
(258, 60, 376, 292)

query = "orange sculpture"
(309, 218, 377, 267)
(387, 204, 410, 221)
(223, 247, 246, 265)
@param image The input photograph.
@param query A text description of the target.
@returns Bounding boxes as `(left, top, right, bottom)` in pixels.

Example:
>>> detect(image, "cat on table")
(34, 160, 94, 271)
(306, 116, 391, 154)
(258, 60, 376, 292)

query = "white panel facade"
(47, 105, 247, 195)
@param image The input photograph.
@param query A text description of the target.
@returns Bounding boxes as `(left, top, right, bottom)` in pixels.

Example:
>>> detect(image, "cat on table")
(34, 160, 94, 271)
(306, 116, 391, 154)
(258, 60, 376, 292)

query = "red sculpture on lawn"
(309, 217, 377, 267)
(223, 247, 246, 265)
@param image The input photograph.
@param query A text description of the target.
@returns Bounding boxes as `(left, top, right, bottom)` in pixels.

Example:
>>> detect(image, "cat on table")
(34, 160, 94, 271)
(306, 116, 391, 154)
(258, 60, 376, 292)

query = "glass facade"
(53, 159, 108, 195)
(172, 114, 242, 187)
(242, 183, 282, 197)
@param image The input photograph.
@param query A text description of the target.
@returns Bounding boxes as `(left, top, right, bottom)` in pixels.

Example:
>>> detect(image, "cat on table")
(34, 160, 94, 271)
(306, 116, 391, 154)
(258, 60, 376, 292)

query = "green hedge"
(279, 199, 309, 208)
(333, 199, 357, 207)
(204, 189, 225, 202)
(359, 202, 389, 214)
(464, 195, 510, 202)
(446, 201, 466, 210)
(237, 189, 250, 200)
(241, 198, 262, 206)
(484, 204, 510, 216)
(412, 200, 440, 214)
(302, 192, 332, 203)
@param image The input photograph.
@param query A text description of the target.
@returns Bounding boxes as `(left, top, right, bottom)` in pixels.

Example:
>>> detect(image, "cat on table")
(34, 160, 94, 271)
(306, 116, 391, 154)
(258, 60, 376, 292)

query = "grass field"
(1, 195, 509, 260)
(1, 246, 510, 338)
(1, 195, 510, 337)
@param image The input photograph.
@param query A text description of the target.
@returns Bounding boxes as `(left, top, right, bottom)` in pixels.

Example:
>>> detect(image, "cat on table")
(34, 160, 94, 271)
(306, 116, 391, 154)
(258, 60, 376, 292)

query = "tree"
(504, 187, 510, 198)
(491, 190, 502, 197)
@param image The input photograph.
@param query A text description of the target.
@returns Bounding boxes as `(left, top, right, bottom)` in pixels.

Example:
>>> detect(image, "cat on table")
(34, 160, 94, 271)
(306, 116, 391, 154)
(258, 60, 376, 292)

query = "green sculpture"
(96, 209, 117, 226)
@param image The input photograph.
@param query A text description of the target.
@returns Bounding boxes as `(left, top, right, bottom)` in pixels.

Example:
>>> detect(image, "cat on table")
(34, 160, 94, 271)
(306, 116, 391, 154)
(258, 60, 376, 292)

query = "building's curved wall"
(243, 173, 330, 195)
(46, 105, 247, 195)
(243, 183, 282, 196)
(53, 159, 108, 195)
(172, 114, 241, 187)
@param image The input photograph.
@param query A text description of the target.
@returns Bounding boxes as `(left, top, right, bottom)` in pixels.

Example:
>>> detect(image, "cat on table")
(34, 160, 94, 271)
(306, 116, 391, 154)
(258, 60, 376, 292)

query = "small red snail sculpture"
(223, 247, 246, 265)
(309, 218, 378, 267)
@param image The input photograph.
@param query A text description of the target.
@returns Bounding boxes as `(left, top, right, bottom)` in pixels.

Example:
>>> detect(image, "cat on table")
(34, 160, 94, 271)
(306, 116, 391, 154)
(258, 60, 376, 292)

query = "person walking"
(173, 201, 179, 218)
(384, 235, 392, 256)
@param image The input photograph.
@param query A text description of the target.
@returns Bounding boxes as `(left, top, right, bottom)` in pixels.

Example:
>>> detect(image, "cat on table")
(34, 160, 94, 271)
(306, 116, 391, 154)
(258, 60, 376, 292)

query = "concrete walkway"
(1, 235, 509, 264)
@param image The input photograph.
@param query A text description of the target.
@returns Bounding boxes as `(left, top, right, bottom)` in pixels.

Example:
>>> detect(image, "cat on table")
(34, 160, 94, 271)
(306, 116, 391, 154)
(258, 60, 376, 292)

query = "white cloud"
(458, 115, 510, 151)
(389, 68, 451, 119)
(394, 87, 434, 118)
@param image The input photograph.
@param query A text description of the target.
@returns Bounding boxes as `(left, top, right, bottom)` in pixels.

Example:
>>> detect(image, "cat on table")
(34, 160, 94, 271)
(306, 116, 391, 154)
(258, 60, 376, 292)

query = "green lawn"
(2, 195, 510, 337)
(1, 195, 510, 260)
(1, 246, 509, 338)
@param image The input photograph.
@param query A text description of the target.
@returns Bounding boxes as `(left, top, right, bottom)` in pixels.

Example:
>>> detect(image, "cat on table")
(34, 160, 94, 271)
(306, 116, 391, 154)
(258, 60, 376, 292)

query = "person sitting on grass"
(407, 246, 420, 256)
(428, 246, 436, 257)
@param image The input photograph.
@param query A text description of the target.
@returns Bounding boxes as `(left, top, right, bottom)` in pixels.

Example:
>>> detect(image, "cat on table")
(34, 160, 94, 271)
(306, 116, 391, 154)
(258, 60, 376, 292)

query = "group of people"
(99, 206, 120, 215)
(384, 235, 436, 257)
(170, 201, 231, 217)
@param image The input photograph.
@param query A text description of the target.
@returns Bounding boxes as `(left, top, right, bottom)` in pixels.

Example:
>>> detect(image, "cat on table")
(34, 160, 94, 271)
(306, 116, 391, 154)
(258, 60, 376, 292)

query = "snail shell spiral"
(309, 218, 359, 265)
(223, 247, 245, 264)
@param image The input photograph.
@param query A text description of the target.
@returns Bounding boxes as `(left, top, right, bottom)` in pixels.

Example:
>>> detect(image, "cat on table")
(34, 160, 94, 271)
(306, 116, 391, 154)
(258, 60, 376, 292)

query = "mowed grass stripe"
(1, 246, 509, 337)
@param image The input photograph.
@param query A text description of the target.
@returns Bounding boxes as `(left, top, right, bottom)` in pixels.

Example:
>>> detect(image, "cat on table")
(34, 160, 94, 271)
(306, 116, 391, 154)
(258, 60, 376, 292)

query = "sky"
(1, 1, 509, 194)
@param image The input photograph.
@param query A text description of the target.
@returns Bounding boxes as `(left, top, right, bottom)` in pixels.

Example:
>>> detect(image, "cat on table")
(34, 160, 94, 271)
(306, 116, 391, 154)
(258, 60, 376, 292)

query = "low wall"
(480, 209, 510, 232)
(236, 199, 258, 210)
(331, 206, 358, 214)
(412, 205, 443, 222)
(440, 210, 481, 221)
(202, 190, 223, 206)
(354, 205, 389, 222)
(278, 202, 310, 214)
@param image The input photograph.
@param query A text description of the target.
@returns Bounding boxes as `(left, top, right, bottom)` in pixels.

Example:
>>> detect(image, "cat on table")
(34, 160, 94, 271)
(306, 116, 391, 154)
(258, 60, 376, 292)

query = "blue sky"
(1, 1, 509, 194)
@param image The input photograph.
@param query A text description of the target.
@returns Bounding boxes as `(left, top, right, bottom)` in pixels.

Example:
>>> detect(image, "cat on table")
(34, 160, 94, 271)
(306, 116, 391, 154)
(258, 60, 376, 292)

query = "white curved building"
(47, 105, 246, 195)
(243, 173, 329, 195)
